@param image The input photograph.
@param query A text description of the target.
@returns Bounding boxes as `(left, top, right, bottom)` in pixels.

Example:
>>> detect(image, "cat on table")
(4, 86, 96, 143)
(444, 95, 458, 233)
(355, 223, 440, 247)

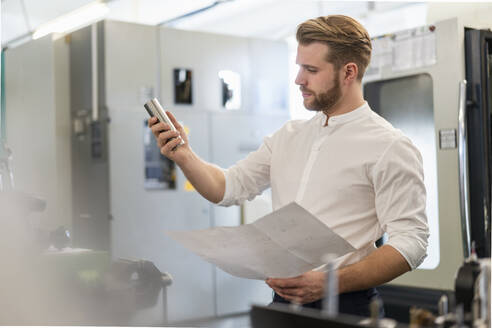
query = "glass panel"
(218, 70, 241, 110)
(364, 73, 440, 269)
(173, 68, 193, 104)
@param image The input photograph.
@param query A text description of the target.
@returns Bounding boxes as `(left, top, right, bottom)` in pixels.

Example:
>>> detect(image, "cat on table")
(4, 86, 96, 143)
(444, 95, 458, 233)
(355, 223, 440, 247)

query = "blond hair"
(296, 15, 372, 80)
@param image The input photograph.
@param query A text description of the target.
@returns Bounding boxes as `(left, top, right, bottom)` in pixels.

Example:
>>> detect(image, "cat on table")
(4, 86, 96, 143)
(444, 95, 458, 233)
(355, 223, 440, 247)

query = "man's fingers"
(166, 111, 187, 138)
(275, 289, 292, 300)
(161, 136, 182, 154)
(150, 111, 187, 152)
(148, 116, 158, 127)
(268, 272, 323, 305)
(267, 277, 302, 289)
(151, 122, 170, 137)
(166, 111, 181, 129)
(276, 290, 302, 304)
(274, 287, 304, 297)
(158, 130, 180, 145)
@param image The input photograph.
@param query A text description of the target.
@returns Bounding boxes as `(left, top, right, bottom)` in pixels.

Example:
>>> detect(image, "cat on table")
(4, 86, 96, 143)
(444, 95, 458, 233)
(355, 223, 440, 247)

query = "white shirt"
(218, 102, 429, 270)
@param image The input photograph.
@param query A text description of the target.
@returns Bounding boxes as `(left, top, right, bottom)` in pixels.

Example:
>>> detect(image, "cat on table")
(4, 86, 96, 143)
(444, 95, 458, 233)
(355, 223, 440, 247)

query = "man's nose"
(295, 70, 305, 86)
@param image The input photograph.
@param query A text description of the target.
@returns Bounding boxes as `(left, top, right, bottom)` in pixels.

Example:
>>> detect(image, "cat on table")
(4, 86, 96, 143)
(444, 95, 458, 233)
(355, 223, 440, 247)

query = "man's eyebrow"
(300, 64, 319, 69)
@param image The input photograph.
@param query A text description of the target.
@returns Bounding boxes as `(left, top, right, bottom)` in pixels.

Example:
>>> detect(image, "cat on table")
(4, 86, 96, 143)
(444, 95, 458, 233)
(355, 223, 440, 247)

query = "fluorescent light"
(33, 1, 109, 40)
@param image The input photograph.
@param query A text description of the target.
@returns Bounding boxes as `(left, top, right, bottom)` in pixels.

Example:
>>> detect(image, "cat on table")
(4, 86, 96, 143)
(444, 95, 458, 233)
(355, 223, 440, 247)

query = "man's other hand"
(266, 271, 325, 304)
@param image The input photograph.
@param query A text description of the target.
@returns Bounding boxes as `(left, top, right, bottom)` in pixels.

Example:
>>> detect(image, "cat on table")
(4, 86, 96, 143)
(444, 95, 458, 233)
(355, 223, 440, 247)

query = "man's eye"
(307, 68, 317, 73)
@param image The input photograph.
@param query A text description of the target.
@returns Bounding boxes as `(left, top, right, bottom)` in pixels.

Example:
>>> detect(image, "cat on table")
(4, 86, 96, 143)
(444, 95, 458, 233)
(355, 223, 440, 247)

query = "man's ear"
(343, 62, 359, 83)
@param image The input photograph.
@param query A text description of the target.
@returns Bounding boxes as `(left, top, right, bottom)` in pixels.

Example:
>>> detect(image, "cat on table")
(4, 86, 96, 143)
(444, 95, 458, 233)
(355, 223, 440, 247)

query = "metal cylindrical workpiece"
(322, 254, 338, 317)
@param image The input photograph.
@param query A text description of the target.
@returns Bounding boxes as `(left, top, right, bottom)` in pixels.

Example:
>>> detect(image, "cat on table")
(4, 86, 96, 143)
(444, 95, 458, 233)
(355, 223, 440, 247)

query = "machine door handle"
(458, 80, 471, 258)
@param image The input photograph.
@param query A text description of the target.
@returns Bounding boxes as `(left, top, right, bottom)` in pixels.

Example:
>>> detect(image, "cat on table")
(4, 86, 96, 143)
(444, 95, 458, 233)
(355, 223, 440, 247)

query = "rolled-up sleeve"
(217, 136, 273, 207)
(372, 136, 430, 270)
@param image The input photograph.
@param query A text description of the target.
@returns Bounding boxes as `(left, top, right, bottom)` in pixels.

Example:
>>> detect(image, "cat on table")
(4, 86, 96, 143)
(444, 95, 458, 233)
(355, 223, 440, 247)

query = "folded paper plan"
(166, 202, 356, 280)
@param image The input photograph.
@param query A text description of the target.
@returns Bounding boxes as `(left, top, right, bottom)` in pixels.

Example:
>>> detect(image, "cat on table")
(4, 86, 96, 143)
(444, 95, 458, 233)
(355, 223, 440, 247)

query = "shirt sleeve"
(372, 136, 430, 270)
(217, 135, 273, 207)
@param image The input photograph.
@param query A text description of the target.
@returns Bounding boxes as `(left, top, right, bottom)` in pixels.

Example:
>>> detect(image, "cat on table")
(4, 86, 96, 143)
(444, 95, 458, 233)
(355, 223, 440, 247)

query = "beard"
(302, 72, 342, 114)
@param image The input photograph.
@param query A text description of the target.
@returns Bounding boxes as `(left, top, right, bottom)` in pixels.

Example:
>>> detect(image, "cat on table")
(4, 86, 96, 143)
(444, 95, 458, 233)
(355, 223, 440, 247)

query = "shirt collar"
(317, 101, 371, 127)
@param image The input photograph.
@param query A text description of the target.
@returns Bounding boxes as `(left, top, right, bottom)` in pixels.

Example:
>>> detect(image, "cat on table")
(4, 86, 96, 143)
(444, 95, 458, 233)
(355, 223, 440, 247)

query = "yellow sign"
(184, 180, 195, 192)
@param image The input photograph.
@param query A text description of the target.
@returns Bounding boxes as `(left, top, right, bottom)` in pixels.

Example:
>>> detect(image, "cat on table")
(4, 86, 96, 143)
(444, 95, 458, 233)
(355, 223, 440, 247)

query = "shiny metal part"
(145, 98, 185, 146)
(321, 254, 338, 317)
(438, 294, 448, 316)
(91, 23, 99, 122)
(458, 79, 471, 258)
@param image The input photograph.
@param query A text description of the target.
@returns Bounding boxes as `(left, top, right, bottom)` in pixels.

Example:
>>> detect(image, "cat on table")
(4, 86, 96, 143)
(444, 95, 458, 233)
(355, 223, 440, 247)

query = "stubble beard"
(303, 72, 342, 115)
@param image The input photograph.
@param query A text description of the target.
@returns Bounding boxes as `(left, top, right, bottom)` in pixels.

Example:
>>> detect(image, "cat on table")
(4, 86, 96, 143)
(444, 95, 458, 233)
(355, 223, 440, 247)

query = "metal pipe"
(161, 272, 173, 324)
(155, 25, 161, 101)
(458, 80, 471, 258)
(1, 51, 5, 145)
(322, 254, 338, 317)
(91, 23, 99, 122)
(438, 294, 449, 316)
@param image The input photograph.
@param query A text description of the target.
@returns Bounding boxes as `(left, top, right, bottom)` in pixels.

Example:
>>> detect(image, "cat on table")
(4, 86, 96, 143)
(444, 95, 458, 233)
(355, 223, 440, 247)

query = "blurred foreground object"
(49, 226, 72, 250)
(0, 143, 14, 191)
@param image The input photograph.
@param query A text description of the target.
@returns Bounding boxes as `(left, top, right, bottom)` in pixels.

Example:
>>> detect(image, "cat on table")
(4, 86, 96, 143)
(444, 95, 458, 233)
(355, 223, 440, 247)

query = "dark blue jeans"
(271, 288, 384, 317)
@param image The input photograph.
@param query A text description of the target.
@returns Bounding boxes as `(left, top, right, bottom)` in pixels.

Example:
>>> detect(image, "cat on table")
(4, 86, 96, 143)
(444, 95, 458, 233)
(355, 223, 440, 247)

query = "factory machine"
(250, 17, 492, 327)
(360, 17, 492, 320)
(4, 20, 289, 324)
(250, 254, 491, 328)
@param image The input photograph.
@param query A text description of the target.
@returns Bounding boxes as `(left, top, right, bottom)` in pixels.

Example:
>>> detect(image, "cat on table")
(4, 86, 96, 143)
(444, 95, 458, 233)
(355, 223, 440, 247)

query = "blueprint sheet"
(166, 202, 355, 280)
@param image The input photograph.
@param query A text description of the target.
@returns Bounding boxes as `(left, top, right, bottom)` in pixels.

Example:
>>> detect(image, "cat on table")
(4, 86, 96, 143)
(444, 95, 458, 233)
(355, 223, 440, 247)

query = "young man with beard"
(149, 15, 429, 316)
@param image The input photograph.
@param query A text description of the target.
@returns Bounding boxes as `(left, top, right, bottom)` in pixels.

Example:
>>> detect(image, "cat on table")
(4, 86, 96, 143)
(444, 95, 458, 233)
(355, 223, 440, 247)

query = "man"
(149, 15, 429, 317)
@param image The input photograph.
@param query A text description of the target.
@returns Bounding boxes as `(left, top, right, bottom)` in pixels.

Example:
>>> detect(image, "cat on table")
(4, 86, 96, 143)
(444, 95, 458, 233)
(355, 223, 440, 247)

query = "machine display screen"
(143, 120, 176, 190)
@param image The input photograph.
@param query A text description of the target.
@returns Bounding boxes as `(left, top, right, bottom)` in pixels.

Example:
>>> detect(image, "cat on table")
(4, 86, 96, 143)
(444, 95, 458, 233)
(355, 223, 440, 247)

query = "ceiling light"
(32, 1, 109, 40)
